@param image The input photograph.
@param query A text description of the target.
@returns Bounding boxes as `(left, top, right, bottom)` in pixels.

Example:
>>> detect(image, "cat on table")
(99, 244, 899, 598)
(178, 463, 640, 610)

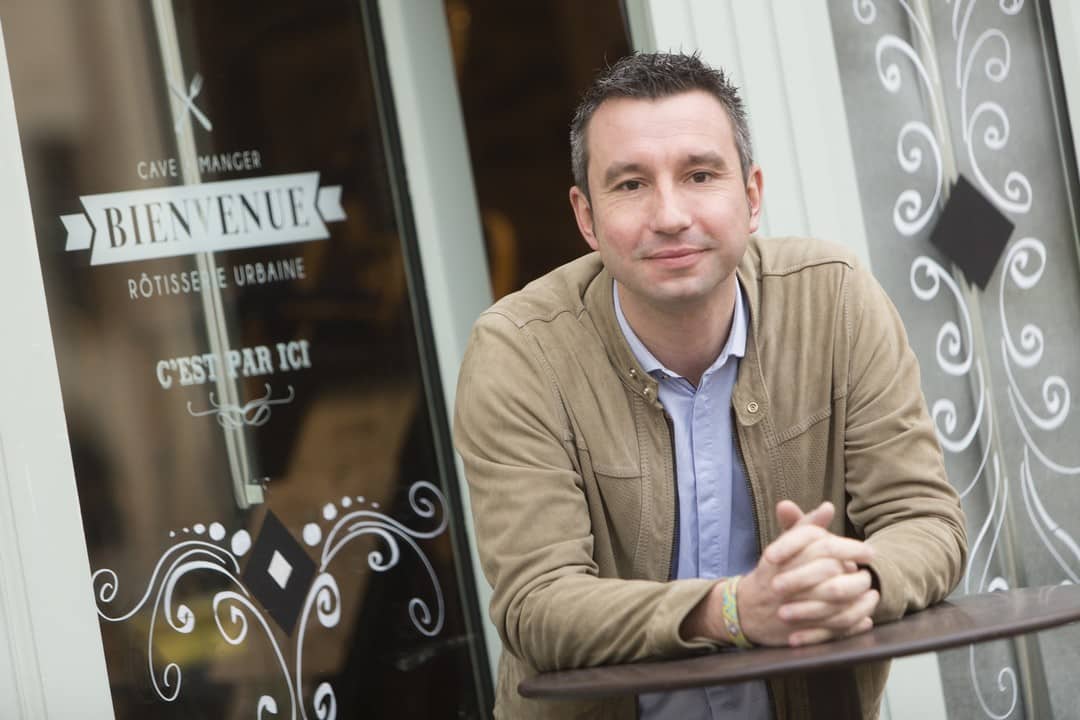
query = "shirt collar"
(613, 278, 748, 382)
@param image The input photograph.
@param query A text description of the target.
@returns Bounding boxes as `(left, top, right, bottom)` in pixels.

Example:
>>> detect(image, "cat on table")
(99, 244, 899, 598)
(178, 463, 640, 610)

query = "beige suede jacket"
(454, 237, 967, 719)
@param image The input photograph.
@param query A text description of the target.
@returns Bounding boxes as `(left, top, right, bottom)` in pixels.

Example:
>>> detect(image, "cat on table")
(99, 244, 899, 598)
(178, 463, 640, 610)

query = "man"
(454, 52, 966, 719)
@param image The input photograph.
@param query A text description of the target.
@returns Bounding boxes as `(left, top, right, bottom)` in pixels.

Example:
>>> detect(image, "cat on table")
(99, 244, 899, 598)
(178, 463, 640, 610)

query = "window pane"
(1, 1, 488, 717)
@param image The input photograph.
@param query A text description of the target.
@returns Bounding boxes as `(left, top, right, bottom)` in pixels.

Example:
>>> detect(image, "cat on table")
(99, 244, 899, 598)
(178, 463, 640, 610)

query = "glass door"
(0, 0, 491, 717)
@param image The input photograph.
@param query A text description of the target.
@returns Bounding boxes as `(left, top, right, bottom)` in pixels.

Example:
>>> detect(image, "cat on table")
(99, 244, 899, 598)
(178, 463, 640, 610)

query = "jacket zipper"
(733, 416, 780, 719)
(732, 420, 762, 554)
(663, 411, 679, 582)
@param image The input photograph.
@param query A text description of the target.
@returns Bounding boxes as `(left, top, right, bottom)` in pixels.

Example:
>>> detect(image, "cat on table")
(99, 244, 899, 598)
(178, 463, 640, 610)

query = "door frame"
(0, 16, 114, 717)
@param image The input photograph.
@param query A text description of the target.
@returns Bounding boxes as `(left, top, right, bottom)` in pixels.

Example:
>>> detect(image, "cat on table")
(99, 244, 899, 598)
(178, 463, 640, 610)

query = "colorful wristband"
(720, 576, 753, 649)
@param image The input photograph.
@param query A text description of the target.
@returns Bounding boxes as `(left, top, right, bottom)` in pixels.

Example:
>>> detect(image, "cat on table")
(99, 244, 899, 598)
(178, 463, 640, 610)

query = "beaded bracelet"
(720, 576, 753, 649)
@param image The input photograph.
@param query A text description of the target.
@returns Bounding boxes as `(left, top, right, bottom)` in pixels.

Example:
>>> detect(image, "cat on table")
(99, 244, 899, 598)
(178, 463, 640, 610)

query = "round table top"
(519, 584, 1080, 699)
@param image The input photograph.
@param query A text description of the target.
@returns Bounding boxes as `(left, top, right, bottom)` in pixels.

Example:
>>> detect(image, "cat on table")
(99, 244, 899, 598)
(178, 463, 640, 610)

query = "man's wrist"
(678, 578, 754, 648)
(720, 576, 753, 649)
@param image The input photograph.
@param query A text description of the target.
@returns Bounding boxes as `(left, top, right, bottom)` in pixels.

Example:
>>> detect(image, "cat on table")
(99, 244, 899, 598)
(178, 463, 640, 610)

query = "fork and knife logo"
(169, 73, 213, 134)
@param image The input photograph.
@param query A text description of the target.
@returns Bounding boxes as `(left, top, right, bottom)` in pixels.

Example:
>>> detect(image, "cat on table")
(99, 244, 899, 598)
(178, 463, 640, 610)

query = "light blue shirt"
(614, 281, 771, 720)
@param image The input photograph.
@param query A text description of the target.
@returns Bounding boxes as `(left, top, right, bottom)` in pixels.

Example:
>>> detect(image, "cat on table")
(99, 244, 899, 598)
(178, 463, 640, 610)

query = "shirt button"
(629, 368, 638, 379)
(747, 401, 760, 413)
(643, 387, 652, 398)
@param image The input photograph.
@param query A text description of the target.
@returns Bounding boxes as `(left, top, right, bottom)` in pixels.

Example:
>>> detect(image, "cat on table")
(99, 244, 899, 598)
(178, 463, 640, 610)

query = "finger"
(820, 589, 880, 632)
(807, 569, 872, 604)
(787, 599, 877, 647)
(842, 616, 874, 637)
(776, 500, 833, 533)
(770, 532, 875, 570)
(784, 569, 874, 605)
(777, 571, 873, 621)
(777, 598, 839, 624)
(772, 557, 849, 596)
(800, 501, 834, 529)
(763, 524, 830, 565)
(775, 500, 804, 532)
(787, 625, 834, 647)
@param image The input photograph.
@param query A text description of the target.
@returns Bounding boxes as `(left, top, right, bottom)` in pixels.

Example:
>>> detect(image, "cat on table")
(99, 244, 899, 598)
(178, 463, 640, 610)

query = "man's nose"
(649, 185, 691, 235)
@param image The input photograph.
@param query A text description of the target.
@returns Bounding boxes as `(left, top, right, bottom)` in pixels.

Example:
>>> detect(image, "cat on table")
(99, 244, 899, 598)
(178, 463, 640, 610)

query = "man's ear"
(569, 185, 599, 251)
(745, 164, 764, 234)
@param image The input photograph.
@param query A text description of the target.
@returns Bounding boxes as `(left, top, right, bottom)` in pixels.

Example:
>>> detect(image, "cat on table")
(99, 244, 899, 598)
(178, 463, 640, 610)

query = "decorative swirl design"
(999, 0, 1024, 15)
(187, 383, 296, 428)
(893, 122, 943, 235)
(145, 551, 248, 702)
(410, 480, 442, 519)
(966, 455, 1009, 596)
(1020, 448, 1080, 583)
(910, 257, 975, 376)
(1002, 351, 1069, 432)
(999, 239, 1075, 448)
(965, 103, 1032, 214)
(93, 541, 238, 622)
(296, 574, 341, 720)
(931, 362, 986, 453)
(952, 18, 1032, 215)
(213, 591, 296, 720)
(856, 3, 1048, 717)
(1006, 383, 1080, 476)
(969, 646, 1020, 720)
(899, 0, 943, 81)
(910, 256, 985, 454)
(853, 0, 876, 25)
(961, 30, 1011, 135)
(875, 34, 943, 128)
(1000, 239, 1045, 368)
(94, 543, 246, 704)
(962, 451, 1018, 719)
(313, 683, 336, 720)
(258, 696, 279, 719)
(320, 481, 448, 636)
(873, 23, 946, 239)
(1005, 238, 1046, 290)
(953, 0, 980, 86)
(956, 398, 994, 500)
(91, 481, 451, 715)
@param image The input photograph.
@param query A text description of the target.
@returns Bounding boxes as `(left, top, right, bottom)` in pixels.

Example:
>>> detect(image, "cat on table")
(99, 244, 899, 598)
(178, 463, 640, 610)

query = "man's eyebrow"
(685, 152, 728, 169)
(602, 162, 646, 187)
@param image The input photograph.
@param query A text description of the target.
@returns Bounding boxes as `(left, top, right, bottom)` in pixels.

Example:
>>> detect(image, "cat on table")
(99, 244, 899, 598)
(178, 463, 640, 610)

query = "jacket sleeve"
(842, 263, 969, 622)
(454, 311, 721, 671)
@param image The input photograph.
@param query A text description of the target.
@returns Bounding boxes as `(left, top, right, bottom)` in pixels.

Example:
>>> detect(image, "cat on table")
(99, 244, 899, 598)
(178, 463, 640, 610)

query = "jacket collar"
(584, 263, 658, 403)
(582, 237, 769, 426)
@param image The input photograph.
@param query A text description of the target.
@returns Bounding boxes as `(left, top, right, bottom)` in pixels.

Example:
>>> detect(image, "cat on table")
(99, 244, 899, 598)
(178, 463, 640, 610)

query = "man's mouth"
(643, 247, 707, 268)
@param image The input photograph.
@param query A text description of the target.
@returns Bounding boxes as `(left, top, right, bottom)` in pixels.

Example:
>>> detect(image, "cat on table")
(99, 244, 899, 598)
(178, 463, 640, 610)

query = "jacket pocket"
(581, 452, 643, 580)
(773, 407, 842, 516)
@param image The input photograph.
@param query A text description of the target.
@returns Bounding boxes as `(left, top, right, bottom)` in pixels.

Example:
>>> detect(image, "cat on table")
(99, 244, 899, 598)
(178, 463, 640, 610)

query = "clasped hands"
(683, 500, 879, 648)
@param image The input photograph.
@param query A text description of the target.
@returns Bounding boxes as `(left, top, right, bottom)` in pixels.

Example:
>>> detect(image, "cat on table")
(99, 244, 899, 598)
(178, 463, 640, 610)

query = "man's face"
(569, 90, 763, 315)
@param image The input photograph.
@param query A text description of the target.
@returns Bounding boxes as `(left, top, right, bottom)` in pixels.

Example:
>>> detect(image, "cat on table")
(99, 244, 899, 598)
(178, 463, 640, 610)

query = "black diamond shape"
(929, 174, 1014, 290)
(242, 510, 316, 636)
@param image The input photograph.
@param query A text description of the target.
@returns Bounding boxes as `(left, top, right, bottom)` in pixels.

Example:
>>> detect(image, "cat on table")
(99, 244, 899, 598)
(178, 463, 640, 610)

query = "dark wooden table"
(519, 584, 1080, 700)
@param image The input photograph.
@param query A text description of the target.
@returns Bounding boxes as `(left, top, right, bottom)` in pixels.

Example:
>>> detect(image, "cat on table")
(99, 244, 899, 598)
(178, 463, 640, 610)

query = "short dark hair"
(569, 52, 753, 200)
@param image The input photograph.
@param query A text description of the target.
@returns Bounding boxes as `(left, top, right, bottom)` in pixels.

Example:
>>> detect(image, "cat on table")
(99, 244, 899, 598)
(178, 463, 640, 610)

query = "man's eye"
(690, 172, 712, 183)
(618, 180, 642, 191)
